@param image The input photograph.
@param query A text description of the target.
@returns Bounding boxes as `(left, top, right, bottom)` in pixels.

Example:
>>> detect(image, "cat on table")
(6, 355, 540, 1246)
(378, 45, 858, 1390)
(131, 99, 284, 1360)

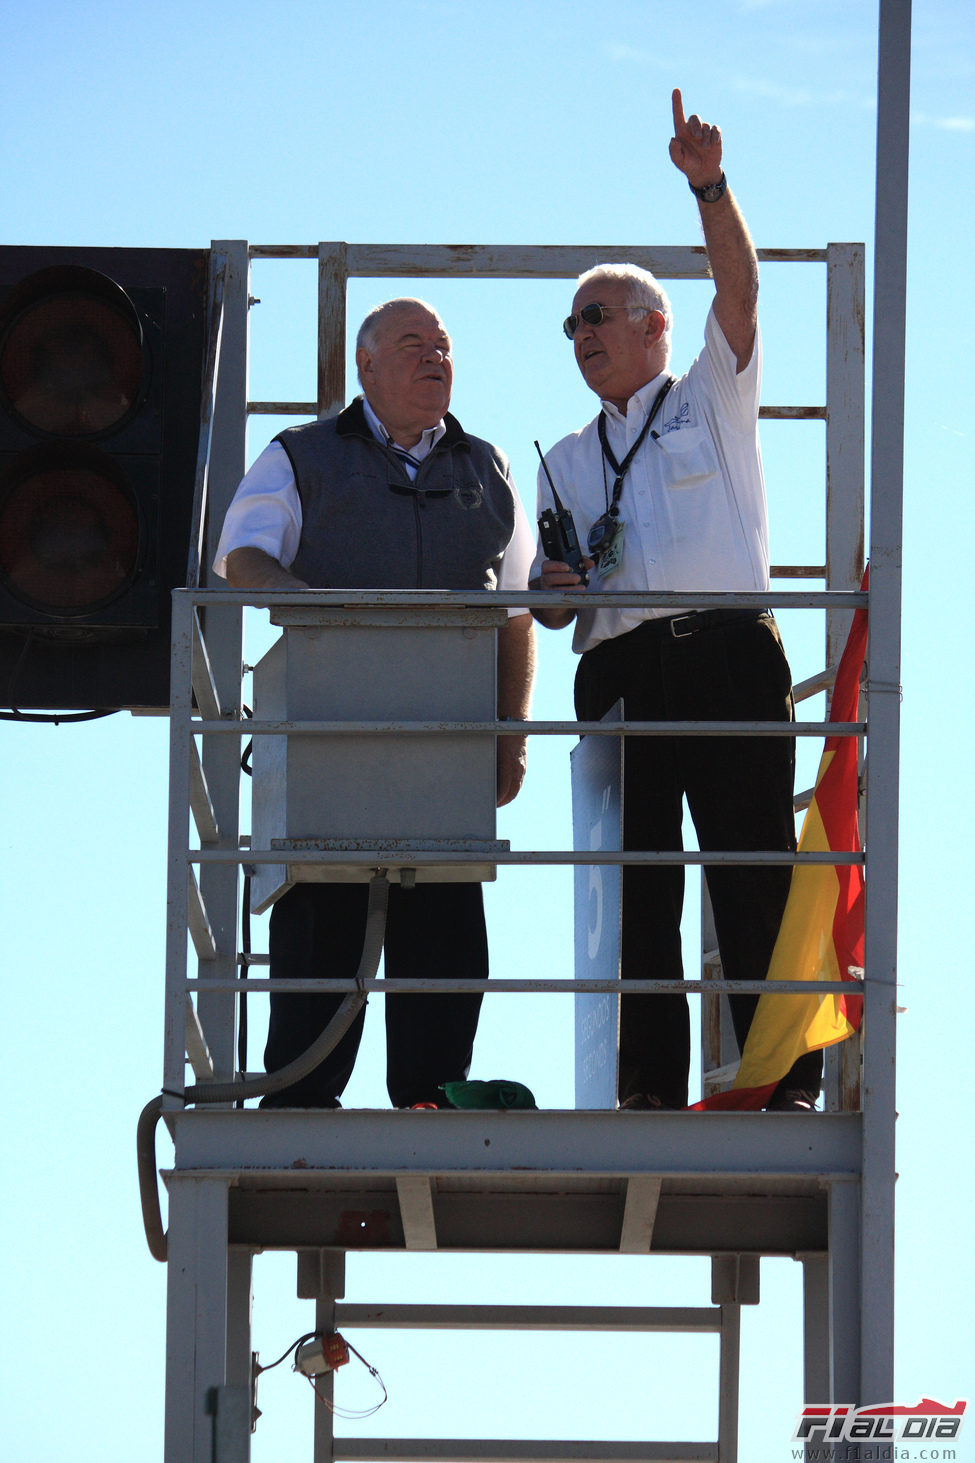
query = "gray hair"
(575, 264, 673, 361)
(355, 297, 445, 356)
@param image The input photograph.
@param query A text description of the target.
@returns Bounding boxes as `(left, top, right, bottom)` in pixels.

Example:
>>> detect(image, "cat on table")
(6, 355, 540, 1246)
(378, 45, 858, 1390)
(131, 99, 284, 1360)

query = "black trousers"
(262, 880, 487, 1108)
(574, 609, 823, 1108)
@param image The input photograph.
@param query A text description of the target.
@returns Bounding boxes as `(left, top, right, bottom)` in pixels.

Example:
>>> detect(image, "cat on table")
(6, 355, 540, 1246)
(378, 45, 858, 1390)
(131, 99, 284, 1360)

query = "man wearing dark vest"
(214, 297, 536, 1109)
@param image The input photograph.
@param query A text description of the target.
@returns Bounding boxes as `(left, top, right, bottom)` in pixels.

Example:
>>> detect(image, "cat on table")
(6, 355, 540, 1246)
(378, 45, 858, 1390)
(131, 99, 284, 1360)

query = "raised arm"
(669, 87, 758, 372)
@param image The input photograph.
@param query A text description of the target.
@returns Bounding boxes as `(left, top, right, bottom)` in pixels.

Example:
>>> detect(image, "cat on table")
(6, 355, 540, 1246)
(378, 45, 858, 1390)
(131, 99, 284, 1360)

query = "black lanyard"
(597, 375, 675, 514)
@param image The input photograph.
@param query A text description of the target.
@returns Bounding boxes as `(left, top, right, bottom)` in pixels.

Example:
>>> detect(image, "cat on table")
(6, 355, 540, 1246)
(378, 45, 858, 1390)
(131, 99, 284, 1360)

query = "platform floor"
(164, 1108, 860, 1256)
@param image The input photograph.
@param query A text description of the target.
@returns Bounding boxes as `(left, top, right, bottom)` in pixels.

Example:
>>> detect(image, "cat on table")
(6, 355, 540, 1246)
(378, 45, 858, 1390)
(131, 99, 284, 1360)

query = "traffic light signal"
(0, 247, 209, 711)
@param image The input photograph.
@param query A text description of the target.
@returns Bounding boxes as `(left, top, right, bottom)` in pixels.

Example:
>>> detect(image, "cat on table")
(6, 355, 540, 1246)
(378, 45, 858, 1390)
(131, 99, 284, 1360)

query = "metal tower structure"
(140, 7, 910, 1458)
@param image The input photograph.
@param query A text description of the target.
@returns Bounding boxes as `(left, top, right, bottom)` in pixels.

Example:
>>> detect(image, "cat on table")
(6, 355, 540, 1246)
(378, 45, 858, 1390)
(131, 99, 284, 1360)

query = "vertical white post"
(717, 1303, 741, 1463)
(318, 243, 348, 420)
(800, 1253, 830, 1405)
(297, 1249, 346, 1463)
(165, 1176, 231, 1463)
(861, 0, 911, 1405)
(829, 1180, 862, 1403)
(825, 241, 866, 667)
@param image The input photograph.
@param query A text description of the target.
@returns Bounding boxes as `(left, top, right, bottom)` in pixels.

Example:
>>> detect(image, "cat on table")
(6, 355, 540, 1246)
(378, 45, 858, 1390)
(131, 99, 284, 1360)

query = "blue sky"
(2, 2, 974, 1459)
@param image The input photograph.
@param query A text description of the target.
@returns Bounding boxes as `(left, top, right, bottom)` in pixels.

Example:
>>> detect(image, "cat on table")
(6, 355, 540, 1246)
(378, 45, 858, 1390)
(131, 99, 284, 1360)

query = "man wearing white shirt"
(214, 296, 535, 1109)
(531, 91, 820, 1113)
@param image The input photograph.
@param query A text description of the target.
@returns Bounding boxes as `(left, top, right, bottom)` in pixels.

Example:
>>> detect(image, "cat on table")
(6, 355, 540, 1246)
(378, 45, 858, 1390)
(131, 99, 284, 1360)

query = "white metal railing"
(164, 582, 868, 1111)
(181, 235, 866, 1098)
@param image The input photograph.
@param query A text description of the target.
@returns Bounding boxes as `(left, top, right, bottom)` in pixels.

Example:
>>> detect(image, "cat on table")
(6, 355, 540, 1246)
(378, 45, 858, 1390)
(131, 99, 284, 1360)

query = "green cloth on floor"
(441, 1079, 537, 1110)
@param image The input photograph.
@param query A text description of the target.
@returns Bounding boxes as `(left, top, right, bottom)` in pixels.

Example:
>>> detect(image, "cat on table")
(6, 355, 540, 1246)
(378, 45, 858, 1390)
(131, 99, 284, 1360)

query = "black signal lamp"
(0, 247, 208, 710)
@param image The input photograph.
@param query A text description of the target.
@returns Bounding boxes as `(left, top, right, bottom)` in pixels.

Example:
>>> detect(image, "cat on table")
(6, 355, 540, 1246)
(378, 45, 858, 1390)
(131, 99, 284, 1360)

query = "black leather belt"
(632, 607, 769, 642)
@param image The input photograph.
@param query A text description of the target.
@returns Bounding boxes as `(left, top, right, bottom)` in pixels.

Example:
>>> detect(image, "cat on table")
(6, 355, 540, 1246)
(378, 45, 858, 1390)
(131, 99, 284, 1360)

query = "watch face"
(689, 173, 726, 202)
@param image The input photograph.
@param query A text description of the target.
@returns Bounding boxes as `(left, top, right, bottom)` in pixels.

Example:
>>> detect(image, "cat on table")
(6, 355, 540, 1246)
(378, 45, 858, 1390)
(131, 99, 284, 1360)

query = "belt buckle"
(669, 613, 696, 639)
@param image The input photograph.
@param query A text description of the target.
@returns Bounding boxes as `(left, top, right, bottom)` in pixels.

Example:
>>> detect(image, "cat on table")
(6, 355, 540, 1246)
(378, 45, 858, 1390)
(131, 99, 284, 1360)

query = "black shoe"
(619, 1093, 680, 1111)
(765, 1087, 818, 1112)
(259, 1092, 341, 1110)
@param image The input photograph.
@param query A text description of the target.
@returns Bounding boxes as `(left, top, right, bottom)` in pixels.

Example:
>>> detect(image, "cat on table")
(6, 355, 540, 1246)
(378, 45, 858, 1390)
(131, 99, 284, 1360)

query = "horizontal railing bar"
(180, 586, 866, 611)
(348, 243, 813, 278)
(249, 244, 320, 258)
(197, 848, 863, 867)
(333, 1303, 722, 1332)
(794, 667, 837, 701)
(331, 1441, 718, 1462)
(759, 405, 826, 418)
(249, 239, 825, 268)
(247, 400, 317, 416)
(190, 719, 864, 738)
(254, 242, 715, 275)
(185, 976, 863, 995)
(247, 401, 827, 422)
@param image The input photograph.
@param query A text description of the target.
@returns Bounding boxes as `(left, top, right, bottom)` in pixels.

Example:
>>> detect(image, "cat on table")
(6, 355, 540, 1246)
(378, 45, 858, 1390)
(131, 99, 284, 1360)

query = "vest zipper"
(412, 494, 423, 585)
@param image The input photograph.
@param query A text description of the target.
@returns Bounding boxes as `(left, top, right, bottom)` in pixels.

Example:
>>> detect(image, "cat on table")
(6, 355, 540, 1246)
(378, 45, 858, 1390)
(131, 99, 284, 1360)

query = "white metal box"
(249, 601, 509, 911)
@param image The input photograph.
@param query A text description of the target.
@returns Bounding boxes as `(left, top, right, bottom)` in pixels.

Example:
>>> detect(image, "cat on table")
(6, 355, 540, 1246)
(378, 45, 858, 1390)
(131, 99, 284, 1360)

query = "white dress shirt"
(532, 304, 770, 654)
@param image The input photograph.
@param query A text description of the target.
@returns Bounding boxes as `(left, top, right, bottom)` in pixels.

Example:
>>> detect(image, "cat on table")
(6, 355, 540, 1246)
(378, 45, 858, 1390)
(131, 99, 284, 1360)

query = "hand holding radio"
(534, 441, 591, 588)
(538, 503, 589, 585)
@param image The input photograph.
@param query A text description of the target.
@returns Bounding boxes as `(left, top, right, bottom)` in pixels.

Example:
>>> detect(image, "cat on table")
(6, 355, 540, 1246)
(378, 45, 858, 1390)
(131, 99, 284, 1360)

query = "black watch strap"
(689, 172, 727, 203)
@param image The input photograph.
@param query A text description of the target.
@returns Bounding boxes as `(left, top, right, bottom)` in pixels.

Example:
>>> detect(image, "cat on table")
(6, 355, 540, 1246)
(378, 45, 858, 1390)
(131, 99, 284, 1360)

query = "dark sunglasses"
(563, 302, 644, 340)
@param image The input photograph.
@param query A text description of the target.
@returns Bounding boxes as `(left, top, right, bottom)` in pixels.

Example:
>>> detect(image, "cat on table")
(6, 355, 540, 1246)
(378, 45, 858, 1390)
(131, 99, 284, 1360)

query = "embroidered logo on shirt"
(661, 402, 692, 434)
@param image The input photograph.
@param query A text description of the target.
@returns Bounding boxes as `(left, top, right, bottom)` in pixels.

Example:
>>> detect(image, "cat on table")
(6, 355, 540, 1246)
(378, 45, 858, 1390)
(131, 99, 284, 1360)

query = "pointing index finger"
(672, 87, 686, 134)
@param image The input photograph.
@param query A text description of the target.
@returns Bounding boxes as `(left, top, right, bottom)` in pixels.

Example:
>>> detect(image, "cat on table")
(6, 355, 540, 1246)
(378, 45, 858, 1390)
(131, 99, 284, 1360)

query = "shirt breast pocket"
(655, 428, 719, 490)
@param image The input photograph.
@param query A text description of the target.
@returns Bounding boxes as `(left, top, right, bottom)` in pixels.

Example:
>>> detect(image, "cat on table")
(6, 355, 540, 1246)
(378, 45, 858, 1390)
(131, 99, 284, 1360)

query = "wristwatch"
(689, 172, 727, 203)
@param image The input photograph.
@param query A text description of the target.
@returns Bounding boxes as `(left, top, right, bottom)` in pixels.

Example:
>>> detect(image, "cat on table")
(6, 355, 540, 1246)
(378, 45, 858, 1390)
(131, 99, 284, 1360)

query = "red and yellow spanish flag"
(693, 573, 868, 1111)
